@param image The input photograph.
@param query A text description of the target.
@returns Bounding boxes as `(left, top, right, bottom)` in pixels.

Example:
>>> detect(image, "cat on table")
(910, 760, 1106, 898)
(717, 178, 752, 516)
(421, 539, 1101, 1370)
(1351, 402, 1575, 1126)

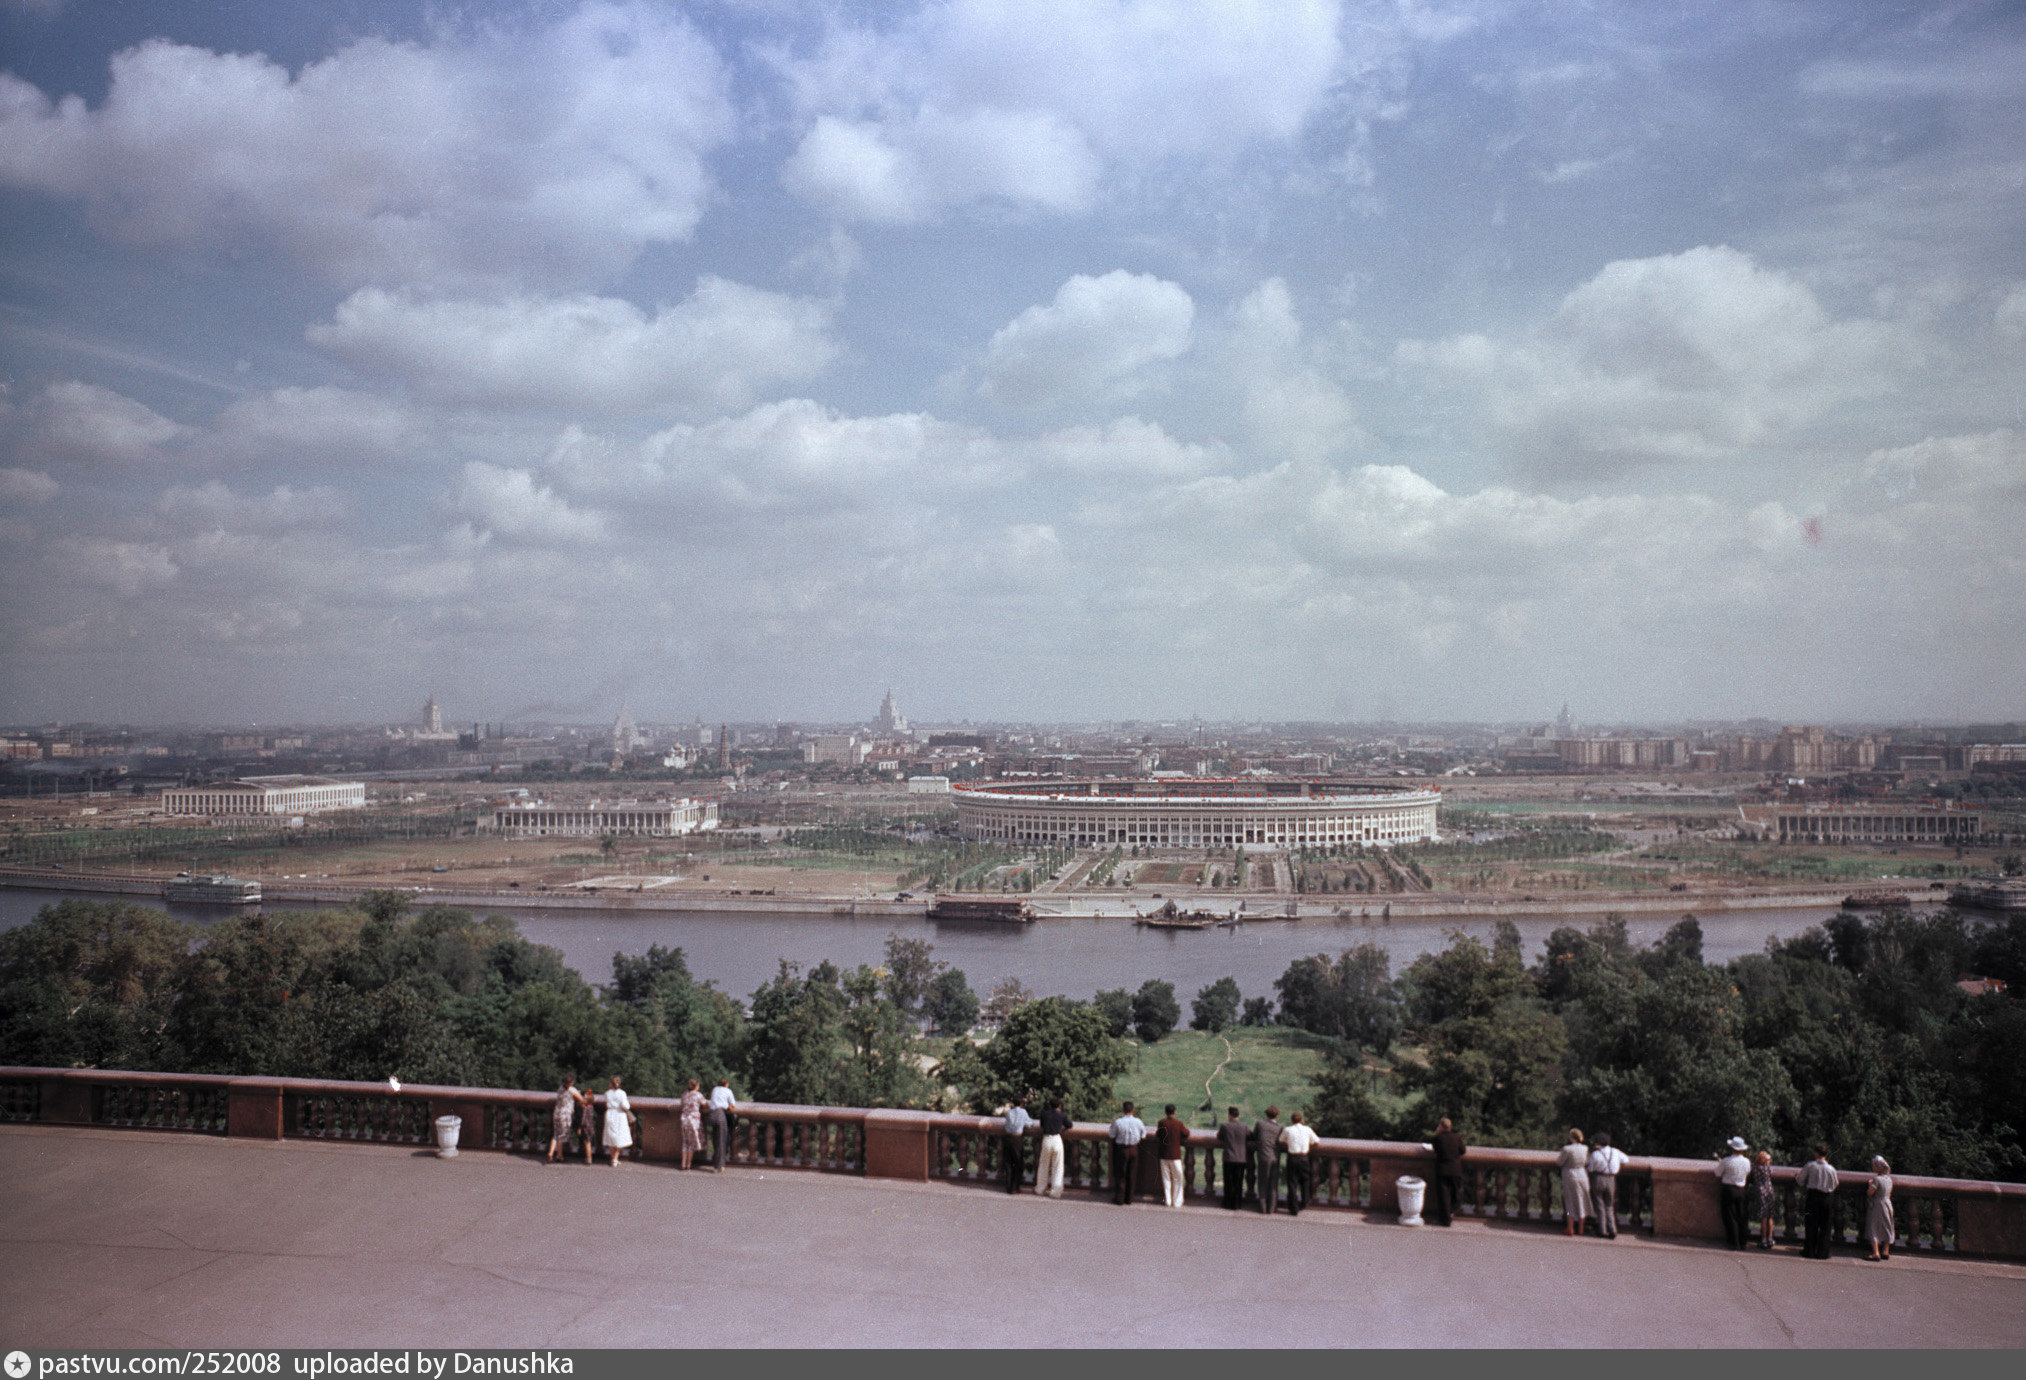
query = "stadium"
(952, 779, 1440, 851)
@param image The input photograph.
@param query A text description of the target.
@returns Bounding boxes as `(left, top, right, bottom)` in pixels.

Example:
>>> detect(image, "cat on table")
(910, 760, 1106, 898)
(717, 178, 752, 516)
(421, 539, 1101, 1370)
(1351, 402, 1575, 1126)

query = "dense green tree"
(1239, 995, 1275, 1027)
(743, 960, 848, 1105)
(1131, 979, 1180, 1042)
(946, 996, 1131, 1121)
(1272, 943, 1400, 1050)
(922, 968, 980, 1035)
(0, 900, 195, 1070)
(1190, 976, 1241, 1033)
(880, 932, 941, 1021)
(1093, 987, 1133, 1039)
(1397, 930, 1565, 1146)
(607, 943, 745, 1088)
(1306, 1055, 1397, 1140)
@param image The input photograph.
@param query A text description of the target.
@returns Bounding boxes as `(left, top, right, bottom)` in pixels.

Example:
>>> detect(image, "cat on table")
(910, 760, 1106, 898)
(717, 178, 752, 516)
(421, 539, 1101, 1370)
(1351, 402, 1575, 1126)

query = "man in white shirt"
(708, 1078, 736, 1173)
(1109, 1101, 1147, 1205)
(1278, 1112, 1320, 1215)
(1799, 1144, 1840, 1258)
(1587, 1133, 1629, 1239)
(1717, 1135, 1753, 1250)
(1002, 1095, 1034, 1194)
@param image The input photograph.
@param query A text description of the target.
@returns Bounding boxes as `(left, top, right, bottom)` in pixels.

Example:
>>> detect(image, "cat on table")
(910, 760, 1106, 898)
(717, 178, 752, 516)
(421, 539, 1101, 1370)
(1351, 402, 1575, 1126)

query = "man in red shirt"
(1156, 1104, 1190, 1207)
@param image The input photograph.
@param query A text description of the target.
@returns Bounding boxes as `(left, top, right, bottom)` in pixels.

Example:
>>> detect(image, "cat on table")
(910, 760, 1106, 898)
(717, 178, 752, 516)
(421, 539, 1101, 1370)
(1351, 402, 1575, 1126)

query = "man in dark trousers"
(1254, 1107, 1283, 1215)
(1002, 1095, 1034, 1194)
(1109, 1100, 1147, 1205)
(1430, 1116, 1465, 1226)
(1218, 1106, 1250, 1210)
(1799, 1144, 1839, 1258)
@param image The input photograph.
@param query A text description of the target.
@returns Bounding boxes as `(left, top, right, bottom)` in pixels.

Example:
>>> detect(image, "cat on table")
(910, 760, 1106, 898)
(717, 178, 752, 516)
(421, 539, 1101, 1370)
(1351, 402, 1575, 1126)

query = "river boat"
(928, 896, 1033, 923)
(1841, 889, 1912, 911)
(164, 874, 262, 905)
(1950, 878, 2026, 912)
(1136, 900, 1222, 930)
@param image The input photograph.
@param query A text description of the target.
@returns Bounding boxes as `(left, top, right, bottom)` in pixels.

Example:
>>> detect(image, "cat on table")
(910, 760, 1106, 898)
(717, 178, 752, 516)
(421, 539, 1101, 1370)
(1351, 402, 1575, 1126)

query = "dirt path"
(1200, 1033, 1235, 1112)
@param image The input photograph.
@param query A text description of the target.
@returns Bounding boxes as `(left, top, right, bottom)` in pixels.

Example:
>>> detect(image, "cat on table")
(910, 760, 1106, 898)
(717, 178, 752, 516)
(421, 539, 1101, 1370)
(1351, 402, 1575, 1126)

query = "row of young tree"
(3, 896, 2022, 1178)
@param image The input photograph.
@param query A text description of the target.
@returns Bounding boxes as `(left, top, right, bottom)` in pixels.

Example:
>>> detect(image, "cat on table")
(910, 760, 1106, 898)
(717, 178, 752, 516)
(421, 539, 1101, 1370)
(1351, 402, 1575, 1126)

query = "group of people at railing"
(1707, 1134, 1898, 1261)
(545, 1073, 738, 1171)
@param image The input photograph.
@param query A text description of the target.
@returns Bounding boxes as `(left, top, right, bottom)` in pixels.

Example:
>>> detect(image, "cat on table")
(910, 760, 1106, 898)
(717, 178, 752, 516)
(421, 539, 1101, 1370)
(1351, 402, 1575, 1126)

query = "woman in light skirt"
(1864, 1156, 1895, 1261)
(601, 1074, 635, 1167)
(546, 1074, 585, 1164)
(1558, 1128, 1592, 1236)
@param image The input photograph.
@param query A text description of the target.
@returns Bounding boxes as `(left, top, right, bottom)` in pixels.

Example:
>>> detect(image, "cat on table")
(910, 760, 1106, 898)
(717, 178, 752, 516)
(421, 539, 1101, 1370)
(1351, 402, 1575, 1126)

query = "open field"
(1114, 1027, 1363, 1131)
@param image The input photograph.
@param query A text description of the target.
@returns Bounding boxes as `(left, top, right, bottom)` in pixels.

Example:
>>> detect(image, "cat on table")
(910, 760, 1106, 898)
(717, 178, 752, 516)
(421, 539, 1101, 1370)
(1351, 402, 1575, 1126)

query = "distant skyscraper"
(423, 694, 443, 734)
(718, 723, 731, 770)
(1554, 702, 1575, 738)
(611, 702, 642, 755)
(874, 689, 907, 735)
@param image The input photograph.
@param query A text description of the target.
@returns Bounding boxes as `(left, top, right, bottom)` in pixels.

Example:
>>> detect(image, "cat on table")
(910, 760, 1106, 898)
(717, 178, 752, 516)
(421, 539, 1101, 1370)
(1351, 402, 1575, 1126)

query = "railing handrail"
(7, 1065, 2022, 1201)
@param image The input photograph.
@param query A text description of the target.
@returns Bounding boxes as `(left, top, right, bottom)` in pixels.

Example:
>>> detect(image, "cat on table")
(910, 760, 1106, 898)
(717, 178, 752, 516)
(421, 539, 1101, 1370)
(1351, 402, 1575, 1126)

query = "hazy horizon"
(3, 3, 2022, 726)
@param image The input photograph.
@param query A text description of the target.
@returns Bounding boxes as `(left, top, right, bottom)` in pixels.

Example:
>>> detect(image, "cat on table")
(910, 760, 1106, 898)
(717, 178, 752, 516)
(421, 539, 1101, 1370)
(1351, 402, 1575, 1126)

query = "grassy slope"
(1112, 1028, 1340, 1131)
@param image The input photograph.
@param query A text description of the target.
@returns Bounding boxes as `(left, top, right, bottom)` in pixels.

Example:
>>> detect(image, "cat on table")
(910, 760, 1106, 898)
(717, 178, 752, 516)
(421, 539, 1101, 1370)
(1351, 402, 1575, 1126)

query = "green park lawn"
(1112, 1027, 1341, 1132)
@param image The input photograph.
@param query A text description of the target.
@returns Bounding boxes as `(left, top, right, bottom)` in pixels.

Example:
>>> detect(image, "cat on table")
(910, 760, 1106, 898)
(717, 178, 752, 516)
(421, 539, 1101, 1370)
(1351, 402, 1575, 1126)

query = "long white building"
(160, 775, 367, 816)
(491, 797, 718, 838)
(953, 779, 1440, 851)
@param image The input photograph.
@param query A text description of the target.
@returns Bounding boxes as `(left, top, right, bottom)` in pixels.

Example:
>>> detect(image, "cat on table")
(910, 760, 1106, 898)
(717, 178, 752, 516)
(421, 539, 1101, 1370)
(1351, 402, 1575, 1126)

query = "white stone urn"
(434, 1114, 463, 1158)
(1396, 1174, 1426, 1226)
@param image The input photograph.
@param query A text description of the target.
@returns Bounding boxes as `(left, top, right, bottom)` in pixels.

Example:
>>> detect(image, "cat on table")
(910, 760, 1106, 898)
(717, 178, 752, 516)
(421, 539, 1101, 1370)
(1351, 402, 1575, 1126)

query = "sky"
(0, 0, 2022, 728)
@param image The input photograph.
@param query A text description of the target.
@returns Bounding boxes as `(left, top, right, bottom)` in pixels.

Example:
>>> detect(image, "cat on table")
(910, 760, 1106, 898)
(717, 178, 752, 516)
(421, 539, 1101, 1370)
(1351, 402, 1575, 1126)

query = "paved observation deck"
(4, 1125, 2024, 1349)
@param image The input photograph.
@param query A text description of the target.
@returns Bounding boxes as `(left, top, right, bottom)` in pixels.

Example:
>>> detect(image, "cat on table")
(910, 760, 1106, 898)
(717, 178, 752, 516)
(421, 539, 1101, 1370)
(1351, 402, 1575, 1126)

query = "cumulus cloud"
(157, 481, 354, 531)
(777, 0, 1344, 220)
(308, 279, 837, 415)
(455, 461, 606, 543)
(0, 2, 733, 288)
(207, 387, 424, 465)
(0, 467, 59, 504)
(1398, 246, 1904, 475)
(972, 270, 1193, 409)
(15, 381, 186, 465)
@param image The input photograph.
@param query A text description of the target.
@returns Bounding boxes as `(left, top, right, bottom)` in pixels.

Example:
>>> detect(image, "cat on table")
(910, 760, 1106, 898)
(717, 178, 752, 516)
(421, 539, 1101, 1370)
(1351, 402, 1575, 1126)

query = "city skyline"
(2, 2, 2023, 726)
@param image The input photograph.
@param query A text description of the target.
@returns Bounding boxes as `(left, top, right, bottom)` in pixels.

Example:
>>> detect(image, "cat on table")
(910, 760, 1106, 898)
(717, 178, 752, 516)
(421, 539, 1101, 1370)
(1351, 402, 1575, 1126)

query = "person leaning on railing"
(1749, 1150, 1777, 1250)
(1799, 1145, 1840, 1259)
(1155, 1105, 1189, 1208)
(1003, 1095, 1034, 1195)
(1253, 1107, 1283, 1215)
(708, 1077, 736, 1173)
(1110, 1101, 1147, 1205)
(1429, 1118, 1465, 1227)
(1035, 1096, 1072, 1199)
(1587, 1133, 1628, 1240)
(1557, 1129, 1592, 1237)
(548, 1074, 586, 1165)
(1279, 1112, 1319, 1215)
(1218, 1107, 1250, 1211)
(1717, 1136, 1754, 1250)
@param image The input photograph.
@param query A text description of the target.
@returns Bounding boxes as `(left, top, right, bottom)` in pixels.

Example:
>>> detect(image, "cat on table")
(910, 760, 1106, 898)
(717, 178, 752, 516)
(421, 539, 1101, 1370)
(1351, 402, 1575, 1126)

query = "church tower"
(423, 694, 443, 735)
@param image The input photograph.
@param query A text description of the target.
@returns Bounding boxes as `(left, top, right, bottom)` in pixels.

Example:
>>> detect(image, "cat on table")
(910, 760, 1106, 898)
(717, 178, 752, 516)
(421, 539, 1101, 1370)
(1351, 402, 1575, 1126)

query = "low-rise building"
(491, 797, 718, 837)
(161, 775, 367, 816)
(1735, 801, 1980, 844)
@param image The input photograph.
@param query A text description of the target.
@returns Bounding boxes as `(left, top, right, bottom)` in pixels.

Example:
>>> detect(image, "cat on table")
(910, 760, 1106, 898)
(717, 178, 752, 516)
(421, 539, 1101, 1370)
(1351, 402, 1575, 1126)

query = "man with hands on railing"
(1799, 1144, 1839, 1259)
(1155, 1104, 1189, 1207)
(1003, 1094, 1034, 1194)
(1110, 1100, 1147, 1205)
(1218, 1106, 1250, 1210)
(1036, 1095, 1073, 1199)
(1254, 1107, 1283, 1215)
(1428, 1117, 1466, 1227)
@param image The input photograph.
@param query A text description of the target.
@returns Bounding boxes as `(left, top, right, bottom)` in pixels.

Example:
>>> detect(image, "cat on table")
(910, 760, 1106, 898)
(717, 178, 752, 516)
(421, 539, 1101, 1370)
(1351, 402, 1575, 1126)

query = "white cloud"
(455, 461, 606, 543)
(16, 381, 186, 465)
(308, 279, 836, 415)
(207, 387, 423, 465)
(1998, 286, 2026, 341)
(777, 0, 1345, 220)
(0, 467, 59, 504)
(1398, 246, 1904, 475)
(62, 539, 179, 595)
(973, 270, 1193, 409)
(0, 2, 733, 288)
(1860, 431, 2026, 503)
(1227, 279, 1361, 465)
(157, 481, 353, 531)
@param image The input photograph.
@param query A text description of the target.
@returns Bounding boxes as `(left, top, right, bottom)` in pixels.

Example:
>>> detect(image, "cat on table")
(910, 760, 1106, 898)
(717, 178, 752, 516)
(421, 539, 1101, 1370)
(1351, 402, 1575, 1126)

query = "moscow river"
(0, 887, 1851, 1002)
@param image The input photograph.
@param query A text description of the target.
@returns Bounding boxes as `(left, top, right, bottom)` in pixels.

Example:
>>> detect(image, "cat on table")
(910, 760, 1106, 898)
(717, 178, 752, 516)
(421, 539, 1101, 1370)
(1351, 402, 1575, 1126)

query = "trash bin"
(1396, 1175, 1426, 1226)
(434, 1114, 462, 1158)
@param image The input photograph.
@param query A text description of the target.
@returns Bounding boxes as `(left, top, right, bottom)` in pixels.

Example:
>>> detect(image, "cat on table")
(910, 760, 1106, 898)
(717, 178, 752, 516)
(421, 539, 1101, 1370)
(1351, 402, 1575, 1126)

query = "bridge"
(4, 1068, 2024, 1348)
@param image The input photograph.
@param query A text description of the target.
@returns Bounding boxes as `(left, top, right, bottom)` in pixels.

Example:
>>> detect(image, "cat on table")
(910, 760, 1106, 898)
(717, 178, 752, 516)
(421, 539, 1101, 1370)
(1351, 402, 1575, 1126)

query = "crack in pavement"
(1733, 1255, 1797, 1346)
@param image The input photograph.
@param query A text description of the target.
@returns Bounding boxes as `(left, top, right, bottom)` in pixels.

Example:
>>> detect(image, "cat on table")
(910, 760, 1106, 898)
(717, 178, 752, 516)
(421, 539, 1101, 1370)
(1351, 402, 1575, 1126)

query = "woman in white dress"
(1558, 1128, 1592, 1237)
(601, 1075, 635, 1167)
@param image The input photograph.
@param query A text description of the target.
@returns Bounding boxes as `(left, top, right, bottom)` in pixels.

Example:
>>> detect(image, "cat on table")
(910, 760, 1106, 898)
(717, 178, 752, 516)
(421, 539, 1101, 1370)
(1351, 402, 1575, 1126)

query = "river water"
(0, 887, 1847, 1002)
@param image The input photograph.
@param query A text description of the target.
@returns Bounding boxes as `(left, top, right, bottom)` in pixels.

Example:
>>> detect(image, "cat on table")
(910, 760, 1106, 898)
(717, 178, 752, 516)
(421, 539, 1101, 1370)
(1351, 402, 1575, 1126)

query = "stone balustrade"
(7, 1065, 2023, 1260)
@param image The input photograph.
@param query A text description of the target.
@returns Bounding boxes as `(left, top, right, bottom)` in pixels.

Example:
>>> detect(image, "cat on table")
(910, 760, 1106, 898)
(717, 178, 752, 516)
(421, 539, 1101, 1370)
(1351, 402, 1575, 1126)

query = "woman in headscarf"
(1864, 1156, 1896, 1261)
